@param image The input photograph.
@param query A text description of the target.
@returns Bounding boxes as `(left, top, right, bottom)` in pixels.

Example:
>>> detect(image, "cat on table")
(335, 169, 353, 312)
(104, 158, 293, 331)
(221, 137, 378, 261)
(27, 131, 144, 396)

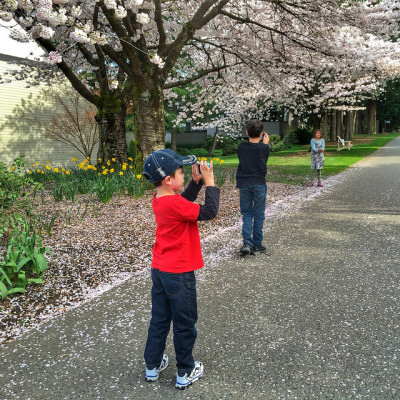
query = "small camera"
(197, 162, 210, 173)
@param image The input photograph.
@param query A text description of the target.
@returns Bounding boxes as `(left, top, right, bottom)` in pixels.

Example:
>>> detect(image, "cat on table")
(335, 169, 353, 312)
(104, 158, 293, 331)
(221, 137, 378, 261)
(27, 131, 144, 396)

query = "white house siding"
(0, 54, 99, 168)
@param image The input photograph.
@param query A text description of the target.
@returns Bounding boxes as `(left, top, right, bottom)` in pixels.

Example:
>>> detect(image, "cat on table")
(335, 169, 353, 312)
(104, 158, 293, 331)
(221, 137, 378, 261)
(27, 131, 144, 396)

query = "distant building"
(0, 53, 98, 167)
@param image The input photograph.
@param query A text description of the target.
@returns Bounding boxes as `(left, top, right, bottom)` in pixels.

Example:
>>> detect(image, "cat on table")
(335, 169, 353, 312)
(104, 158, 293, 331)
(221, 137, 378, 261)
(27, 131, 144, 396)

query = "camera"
(197, 162, 210, 173)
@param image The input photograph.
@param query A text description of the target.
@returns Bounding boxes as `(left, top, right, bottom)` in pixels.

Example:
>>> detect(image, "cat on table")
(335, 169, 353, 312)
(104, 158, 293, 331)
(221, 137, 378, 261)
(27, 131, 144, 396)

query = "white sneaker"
(175, 361, 204, 390)
(145, 354, 169, 382)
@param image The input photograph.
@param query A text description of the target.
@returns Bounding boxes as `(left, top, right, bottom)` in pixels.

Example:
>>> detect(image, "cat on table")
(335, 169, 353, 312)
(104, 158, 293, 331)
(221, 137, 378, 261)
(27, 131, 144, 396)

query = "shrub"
(268, 134, 281, 145)
(191, 147, 209, 158)
(270, 141, 286, 152)
(206, 135, 241, 155)
(294, 127, 313, 145)
(177, 147, 192, 156)
(0, 158, 42, 240)
(128, 140, 136, 159)
(283, 130, 299, 146)
(0, 217, 51, 300)
(211, 149, 223, 157)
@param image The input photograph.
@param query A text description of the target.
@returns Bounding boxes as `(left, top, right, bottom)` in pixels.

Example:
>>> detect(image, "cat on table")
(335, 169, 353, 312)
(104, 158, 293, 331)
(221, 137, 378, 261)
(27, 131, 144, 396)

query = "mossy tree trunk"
(133, 81, 166, 160)
(96, 101, 128, 164)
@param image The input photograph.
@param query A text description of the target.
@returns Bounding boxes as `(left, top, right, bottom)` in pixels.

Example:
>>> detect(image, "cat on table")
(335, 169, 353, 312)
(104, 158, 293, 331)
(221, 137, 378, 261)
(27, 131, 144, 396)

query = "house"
(0, 24, 98, 168)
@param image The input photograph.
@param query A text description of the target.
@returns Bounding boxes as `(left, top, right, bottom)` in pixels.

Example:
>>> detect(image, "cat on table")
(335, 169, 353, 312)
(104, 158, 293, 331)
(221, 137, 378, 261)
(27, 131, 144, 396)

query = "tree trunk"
(134, 82, 166, 160)
(170, 103, 178, 152)
(313, 114, 322, 132)
(366, 99, 377, 134)
(96, 104, 128, 164)
(337, 110, 344, 139)
(344, 110, 355, 141)
(330, 110, 337, 142)
(289, 113, 299, 131)
(321, 112, 328, 139)
(208, 127, 219, 157)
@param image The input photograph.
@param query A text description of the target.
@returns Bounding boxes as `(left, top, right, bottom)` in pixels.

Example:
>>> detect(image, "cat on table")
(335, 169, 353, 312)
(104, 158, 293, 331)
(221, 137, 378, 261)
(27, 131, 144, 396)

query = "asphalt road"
(1, 136, 399, 400)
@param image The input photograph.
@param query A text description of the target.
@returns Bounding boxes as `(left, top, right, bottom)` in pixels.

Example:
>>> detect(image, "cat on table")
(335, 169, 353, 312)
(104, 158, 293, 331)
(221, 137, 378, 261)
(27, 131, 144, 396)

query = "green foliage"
(177, 147, 193, 156)
(270, 141, 286, 152)
(377, 79, 400, 130)
(0, 217, 51, 300)
(206, 135, 241, 156)
(0, 158, 41, 209)
(128, 140, 136, 160)
(91, 178, 118, 203)
(191, 148, 209, 157)
(211, 149, 223, 157)
(0, 158, 43, 240)
(283, 130, 299, 146)
(294, 127, 313, 145)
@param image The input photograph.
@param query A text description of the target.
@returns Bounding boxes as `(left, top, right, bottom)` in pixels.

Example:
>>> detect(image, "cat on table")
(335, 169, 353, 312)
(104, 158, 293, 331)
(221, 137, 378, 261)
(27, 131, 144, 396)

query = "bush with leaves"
(0, 158, 43, 241)
(294, 127, 313, 145)
(206, 135, 241, 155)
(0, 217, 51, 300)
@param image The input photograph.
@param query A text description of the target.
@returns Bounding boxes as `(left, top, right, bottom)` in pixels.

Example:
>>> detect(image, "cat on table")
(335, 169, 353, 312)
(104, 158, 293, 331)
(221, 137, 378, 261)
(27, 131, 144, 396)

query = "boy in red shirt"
(142, 149, 220, 389)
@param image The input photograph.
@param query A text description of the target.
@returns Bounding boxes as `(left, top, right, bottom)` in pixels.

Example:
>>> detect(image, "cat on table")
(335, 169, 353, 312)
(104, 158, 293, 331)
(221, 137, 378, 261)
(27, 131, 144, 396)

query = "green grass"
(220, 132, 399, 185)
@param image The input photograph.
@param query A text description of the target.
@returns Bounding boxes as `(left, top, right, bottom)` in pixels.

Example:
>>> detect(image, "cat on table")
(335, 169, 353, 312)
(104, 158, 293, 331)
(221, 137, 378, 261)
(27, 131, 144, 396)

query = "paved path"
(1, 137, 400, 400)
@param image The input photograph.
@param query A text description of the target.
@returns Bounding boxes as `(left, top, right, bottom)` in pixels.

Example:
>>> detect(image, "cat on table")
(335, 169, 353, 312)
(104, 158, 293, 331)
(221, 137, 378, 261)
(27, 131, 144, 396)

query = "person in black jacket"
(236, 119, 270, 255)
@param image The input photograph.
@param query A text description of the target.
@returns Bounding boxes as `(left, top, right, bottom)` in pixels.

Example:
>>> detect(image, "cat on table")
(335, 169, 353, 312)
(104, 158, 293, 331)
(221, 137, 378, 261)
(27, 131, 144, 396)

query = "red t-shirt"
(151, 193, 203, 273)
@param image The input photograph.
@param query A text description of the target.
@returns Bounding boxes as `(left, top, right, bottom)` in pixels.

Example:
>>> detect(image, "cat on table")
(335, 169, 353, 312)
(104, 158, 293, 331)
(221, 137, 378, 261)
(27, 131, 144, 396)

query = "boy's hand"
(263, 132, 270, 144)
(199, 161, 214, 187)
(192, 163, 202, 183)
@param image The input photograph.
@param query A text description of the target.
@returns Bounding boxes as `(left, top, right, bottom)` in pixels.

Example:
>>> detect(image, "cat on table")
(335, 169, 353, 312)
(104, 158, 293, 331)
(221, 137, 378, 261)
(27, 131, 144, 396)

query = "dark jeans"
(144, 268, 197, 375)
(239, 184, 267, 247)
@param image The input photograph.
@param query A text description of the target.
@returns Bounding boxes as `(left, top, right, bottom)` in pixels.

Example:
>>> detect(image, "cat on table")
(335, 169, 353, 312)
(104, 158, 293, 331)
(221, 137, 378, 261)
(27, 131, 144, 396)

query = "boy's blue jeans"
(144, 268, 197, 375)
(239, 184, 267, 247)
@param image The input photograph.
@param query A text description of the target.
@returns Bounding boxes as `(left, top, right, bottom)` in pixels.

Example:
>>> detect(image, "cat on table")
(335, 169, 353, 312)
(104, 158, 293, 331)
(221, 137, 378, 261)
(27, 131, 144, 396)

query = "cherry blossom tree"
(1, 0, 400, 161)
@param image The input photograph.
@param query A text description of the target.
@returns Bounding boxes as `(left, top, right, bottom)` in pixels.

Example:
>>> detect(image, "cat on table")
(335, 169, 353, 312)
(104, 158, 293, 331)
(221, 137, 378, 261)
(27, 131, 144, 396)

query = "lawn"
(220, 133, 400, 185)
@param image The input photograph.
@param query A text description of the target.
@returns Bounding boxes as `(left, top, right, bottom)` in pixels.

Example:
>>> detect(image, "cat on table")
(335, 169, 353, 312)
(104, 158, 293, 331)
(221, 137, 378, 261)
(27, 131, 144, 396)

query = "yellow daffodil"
(98, 173, 101, 176)
(112, 158, 116, 162)
(136, 174, 142, 179)
(10, 167, 16, 171)
(102, 166, 105, 169)
(41, 171, 45, 174)
(28, 170, 32, 174)
(102, 170, 108, 175)
(46, 160, 50, 164)
(72, 158, 77, 162)
(98, 158, 102, 162)
(122, 165, 127, 170)
(45, 165, 51, 170)
(37, 169, 41, 173)
(119, 171, 123, 176)
(129, 166, 133, 169)
(41, 163, 44, 166)
(220, 160, 225, 164)
(110, 168, 114, 173)
(107, 160, 111, 166)
(128, 157, 133, 161)
(65, 170, 70, 175)
(53, 167, 59, 173)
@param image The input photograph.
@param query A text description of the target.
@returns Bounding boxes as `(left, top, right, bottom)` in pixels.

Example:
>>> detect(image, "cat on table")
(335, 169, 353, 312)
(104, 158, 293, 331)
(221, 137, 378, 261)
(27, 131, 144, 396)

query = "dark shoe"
(252, 245, 267, 254)
(317, 182, 323, 187)
(240, 243, 253, 255)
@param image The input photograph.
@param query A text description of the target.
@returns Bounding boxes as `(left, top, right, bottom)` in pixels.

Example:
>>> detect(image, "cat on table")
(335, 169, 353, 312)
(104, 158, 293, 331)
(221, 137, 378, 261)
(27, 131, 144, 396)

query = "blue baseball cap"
(143, 149, 197, 183)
